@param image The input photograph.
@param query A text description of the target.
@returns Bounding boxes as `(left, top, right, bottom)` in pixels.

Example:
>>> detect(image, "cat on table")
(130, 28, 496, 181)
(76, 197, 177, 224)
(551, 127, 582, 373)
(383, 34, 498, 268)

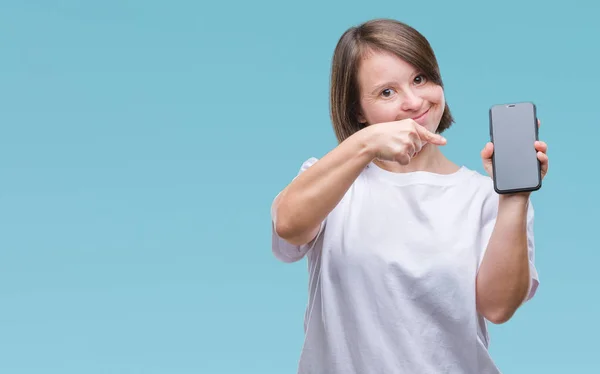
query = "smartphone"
(489, 102, 541, 194)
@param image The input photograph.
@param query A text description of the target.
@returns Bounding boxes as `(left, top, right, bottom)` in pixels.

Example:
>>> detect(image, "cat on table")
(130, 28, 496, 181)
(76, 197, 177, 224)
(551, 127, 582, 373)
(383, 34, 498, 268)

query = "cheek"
(425, 85, 445, 120)
(361, 99, 400, 124)
(427, 85, 445, 107)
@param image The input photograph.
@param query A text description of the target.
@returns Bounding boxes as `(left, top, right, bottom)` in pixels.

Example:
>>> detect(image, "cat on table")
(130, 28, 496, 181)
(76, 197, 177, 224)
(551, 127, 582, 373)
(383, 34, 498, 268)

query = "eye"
(380, 88, 396, 98)
(413, 74, 427, 85)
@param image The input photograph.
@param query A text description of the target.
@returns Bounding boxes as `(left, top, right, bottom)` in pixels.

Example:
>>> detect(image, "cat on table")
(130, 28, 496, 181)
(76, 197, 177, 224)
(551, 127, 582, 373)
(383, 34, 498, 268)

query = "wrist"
(353, 126, 379, 162)
(499, 192, 530, 203)
(498, 193, 529, 212)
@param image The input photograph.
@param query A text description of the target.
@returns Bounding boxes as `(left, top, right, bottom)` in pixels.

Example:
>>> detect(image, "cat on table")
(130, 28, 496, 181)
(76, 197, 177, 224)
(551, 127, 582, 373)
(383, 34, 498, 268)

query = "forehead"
(358, 49, 416, 84)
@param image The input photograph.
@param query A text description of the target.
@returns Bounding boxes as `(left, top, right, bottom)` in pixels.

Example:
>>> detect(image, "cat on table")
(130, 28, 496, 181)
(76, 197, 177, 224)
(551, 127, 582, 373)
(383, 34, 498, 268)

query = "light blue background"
(0, 1, 596, 373)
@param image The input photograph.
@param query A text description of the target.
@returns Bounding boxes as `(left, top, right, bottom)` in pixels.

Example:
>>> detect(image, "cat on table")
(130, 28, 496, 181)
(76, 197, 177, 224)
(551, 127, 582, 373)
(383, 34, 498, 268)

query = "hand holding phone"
(488, 102, 542, 194)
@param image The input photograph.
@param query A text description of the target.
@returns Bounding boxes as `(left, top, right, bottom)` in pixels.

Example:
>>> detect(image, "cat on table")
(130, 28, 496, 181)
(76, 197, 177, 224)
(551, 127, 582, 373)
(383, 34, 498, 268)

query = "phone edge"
(489, 101, 542, 195)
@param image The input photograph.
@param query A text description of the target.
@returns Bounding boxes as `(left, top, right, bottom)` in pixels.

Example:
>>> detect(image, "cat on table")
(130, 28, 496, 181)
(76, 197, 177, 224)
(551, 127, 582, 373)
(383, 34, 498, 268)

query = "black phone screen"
(489, 102, 541, 193)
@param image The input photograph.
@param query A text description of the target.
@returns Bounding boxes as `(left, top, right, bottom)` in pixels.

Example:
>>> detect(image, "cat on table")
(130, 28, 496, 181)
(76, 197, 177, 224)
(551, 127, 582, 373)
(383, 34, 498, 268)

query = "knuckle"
(396, 155, 410, 165)
(410, 132, 420, 143)
(408, 144, 416, 156)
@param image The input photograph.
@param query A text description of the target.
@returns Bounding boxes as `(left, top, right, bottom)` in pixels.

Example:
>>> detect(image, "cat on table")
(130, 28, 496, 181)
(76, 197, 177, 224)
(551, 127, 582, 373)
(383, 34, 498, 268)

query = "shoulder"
(460, 167, 535, 218)
(458, 167, 500, 216)
(297, 157, 319, 174)
(460, 167, 496, 195)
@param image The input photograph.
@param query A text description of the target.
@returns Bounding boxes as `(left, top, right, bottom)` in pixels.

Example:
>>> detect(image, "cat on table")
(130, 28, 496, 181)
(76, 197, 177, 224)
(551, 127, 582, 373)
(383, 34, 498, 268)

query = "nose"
(400, 88, 423, 112)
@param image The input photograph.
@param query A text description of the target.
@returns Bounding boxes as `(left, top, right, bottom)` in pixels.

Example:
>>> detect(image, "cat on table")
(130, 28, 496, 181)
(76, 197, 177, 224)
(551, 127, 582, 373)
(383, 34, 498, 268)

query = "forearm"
(274, 129, 375, 245)
(476, 194, 531, 324)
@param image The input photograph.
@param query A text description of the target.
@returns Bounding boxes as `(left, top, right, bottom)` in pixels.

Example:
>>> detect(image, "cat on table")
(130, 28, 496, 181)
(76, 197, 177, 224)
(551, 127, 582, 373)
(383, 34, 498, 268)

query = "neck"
(373, 144, 459, 174)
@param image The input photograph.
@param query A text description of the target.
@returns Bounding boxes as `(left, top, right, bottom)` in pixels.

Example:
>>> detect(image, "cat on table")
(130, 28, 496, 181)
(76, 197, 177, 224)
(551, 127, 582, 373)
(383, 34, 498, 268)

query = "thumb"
(481, 142, 494, 159)
(415, 125, 447, 145)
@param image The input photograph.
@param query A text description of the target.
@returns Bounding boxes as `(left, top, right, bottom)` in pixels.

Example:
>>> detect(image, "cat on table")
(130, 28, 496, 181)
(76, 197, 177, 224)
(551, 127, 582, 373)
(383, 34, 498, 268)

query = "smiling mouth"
(412, 108, 430, 121)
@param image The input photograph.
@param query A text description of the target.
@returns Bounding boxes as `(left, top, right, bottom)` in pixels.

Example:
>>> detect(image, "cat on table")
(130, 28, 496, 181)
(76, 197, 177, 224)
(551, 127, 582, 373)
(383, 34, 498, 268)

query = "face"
(356, 49, 445, 134)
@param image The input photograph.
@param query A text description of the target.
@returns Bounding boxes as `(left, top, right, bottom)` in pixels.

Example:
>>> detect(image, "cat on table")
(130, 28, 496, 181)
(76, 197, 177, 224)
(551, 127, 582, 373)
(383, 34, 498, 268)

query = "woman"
(271, 18, 548, 373)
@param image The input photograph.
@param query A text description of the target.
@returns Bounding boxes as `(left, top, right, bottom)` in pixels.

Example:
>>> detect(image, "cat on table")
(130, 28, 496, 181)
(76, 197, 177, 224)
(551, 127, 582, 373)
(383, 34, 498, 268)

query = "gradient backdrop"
(1, 1, 597, 373)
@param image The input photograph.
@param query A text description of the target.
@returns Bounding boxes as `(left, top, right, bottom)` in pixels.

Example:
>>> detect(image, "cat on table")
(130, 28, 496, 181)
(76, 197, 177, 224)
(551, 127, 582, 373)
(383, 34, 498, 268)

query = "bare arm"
(273, 130, 375, 246)
(476, 136, 547, 324)
(273, 120, 447, 246)
(476, 194, 532, 324)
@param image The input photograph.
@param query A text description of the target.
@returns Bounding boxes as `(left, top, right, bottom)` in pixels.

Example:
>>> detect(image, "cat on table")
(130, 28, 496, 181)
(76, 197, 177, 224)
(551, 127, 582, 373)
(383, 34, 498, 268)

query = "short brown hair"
(329, 18, 454, 143)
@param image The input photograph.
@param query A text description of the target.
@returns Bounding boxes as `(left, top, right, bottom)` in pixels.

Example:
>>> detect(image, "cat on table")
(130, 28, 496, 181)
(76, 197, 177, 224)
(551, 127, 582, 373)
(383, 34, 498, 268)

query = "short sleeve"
(271, 157, 326, 263)
(524, 200, 539, 302)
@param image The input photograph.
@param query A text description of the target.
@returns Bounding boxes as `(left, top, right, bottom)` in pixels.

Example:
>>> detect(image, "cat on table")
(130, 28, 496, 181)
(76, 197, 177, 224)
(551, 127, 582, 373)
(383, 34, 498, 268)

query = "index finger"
(414, 124, 447, 145)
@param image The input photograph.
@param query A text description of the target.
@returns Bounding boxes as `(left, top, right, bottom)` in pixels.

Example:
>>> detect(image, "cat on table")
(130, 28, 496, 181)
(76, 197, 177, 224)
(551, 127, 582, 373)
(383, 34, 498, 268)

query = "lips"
(412, 108, 430, 124)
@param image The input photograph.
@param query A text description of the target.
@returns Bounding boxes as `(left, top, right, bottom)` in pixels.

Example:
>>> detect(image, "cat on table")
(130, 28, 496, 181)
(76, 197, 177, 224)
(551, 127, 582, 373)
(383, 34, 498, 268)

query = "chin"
(424, 122, 439, 134)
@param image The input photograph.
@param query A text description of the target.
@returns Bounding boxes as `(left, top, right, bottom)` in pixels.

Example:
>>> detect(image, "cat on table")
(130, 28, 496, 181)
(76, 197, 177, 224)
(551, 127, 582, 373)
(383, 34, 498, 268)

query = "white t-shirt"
(271, 157, 539, 374)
